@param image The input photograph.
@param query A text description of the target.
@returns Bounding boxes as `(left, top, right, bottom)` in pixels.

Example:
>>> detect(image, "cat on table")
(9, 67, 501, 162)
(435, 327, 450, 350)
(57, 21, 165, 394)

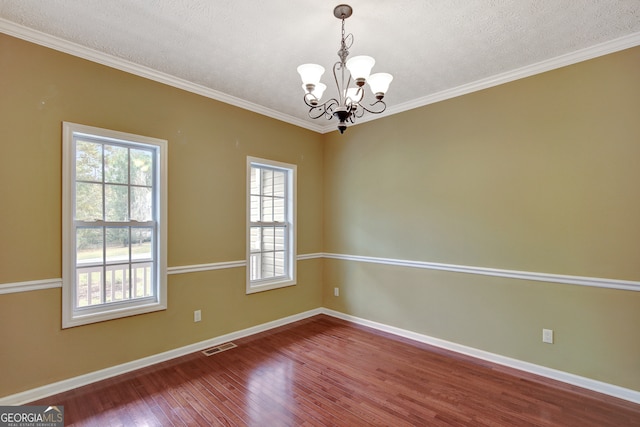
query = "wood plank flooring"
(31, 315, 640, 426)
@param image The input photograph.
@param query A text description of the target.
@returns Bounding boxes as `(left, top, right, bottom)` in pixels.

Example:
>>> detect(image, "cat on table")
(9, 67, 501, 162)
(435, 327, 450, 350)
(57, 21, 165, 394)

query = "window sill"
(62, 301, 167, 328)
(246, 278, 296, 294)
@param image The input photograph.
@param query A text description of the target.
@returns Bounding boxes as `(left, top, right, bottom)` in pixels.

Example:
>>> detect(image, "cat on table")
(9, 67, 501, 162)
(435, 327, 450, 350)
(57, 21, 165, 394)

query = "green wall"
(0, 34, 323, 397)
(323, 46, 640, 390)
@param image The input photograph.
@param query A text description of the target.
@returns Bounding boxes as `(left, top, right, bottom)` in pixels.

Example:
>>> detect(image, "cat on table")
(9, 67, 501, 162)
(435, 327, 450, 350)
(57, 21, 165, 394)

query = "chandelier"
(297, 4, 393, 134)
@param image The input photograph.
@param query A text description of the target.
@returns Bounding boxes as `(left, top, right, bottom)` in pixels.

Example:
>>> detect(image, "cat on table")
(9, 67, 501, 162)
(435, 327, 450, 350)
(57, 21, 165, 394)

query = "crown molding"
(2, 19, 639, 135)
(0, 18, 324, 134)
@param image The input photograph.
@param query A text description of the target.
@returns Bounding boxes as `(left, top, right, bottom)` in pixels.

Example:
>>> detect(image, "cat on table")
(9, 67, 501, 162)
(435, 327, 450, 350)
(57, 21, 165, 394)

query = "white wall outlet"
(334, 287, 339, 297)
(194, 309, 202, 322)
(542, 328, 553, 344)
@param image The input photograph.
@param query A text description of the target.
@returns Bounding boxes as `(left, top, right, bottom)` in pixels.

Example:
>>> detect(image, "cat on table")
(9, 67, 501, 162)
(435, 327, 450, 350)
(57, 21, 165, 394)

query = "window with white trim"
(62, 122, 167, 328)
(247, 157, 296, 293)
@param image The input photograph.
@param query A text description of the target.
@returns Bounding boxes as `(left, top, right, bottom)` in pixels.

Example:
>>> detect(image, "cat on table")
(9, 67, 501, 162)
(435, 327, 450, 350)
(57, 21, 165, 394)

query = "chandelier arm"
(303, 93, 318, 107)
(308, 107, 327, 120)
(306, 98, 339, 120)
(352, 106, 365, 120)
(308, 106, 329, 120)
(332, 62, 345, 105)
(323, 98, 339, 119)
(344, 33, 353, 50)
(346, 73, 355, 99)
(354, 86, 365, 104)
(325, 100, 337, 114)
(356, 99, 388, 115)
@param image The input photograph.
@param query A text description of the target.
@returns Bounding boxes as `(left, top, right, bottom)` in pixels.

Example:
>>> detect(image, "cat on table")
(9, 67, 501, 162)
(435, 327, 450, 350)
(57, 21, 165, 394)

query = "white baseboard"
(321, 308, 640, 405)
(0, 308, 323, 405)
(2, 306, 638, 406)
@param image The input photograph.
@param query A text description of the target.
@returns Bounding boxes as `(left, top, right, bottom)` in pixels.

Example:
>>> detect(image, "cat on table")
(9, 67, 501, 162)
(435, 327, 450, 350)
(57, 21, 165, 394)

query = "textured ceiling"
(1, 0, 639, 133)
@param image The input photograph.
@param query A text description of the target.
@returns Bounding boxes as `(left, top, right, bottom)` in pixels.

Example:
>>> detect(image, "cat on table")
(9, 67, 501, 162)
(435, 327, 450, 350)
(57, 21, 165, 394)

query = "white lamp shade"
(303, 82, 327, 100)
(297, 63, 325, 85)
(367, 72, 393, 95)
(346, 55, 375, 81)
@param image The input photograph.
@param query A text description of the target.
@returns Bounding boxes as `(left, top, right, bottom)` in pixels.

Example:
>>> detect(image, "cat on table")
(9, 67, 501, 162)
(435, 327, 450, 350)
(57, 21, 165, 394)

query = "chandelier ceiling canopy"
(297, 4, 393, 134)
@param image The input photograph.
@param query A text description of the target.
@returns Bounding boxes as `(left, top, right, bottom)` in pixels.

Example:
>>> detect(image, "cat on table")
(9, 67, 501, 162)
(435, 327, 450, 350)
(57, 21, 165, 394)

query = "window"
(247, 157, 296, 293)
(62, 122, 167, 328)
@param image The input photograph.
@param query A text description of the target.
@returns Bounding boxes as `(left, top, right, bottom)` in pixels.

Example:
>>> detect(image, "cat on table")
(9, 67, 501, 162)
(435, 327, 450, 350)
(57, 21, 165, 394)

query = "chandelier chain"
(337, 17, 353, 65)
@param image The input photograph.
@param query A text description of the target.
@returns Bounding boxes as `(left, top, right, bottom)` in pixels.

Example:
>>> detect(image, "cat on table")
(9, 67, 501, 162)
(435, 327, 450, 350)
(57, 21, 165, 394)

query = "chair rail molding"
(323, 253, 640, 292)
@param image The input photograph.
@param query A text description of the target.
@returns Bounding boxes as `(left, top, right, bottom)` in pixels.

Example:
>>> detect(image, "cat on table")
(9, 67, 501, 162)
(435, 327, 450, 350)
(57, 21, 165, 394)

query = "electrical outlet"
(194, 310, 202, 322)
(334, 287, 339, 297)
(542, 328, 553, 344)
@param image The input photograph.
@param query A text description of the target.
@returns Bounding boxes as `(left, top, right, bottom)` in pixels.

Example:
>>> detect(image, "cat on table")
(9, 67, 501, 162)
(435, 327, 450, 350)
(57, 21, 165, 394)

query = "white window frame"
(246, 157, 297, 294)
(62, 122, 167, 328)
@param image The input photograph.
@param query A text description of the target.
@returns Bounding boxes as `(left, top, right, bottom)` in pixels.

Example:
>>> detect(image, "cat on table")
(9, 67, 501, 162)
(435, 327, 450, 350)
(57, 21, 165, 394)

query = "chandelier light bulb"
(303, 83, 327, 101)
(297, 64, 325, 86)
(345, 55, 375, 86)
(367, 73, 393, 98)
(344, 87, 359, 103)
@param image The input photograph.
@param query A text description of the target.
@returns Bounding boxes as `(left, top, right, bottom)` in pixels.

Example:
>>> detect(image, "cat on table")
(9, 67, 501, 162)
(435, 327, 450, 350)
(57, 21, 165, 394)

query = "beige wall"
(1, 31, 639, 398)
(323, 46, 640, 390)
(0, 34, 323, 396)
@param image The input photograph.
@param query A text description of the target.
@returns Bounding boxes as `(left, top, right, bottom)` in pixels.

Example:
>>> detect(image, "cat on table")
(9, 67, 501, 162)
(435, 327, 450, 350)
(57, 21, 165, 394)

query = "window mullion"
(128, 226, 132, 300)
(99, 141, 106, 306)
(259, 169, 264, 223)
(126, 148, 131, 301)
(76, 220, 154, 227)
(127, 147, 131, 222)
(101, 226, 106, 305)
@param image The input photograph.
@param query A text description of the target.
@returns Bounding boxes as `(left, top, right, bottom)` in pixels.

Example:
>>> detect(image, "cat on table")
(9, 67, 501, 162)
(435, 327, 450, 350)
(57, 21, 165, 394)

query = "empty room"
(1, 1, 639, 425)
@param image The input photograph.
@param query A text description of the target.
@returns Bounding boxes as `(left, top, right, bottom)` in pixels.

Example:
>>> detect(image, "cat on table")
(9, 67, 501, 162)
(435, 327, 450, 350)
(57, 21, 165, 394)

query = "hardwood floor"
(32, 315, 640, 426)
